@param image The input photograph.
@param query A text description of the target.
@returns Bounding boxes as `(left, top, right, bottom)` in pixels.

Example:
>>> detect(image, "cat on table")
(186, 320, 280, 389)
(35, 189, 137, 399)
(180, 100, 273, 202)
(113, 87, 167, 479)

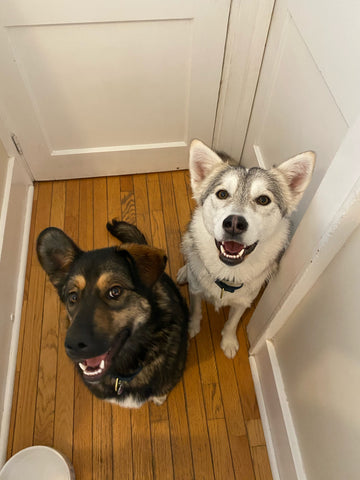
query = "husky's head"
(189, 140, 315, 266)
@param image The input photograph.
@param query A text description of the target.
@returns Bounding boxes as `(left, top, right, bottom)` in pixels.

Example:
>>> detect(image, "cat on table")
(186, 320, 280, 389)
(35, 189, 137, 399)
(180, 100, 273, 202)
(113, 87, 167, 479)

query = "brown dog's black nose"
(223, 215, 248, 235)
(65, 321, 108, 359)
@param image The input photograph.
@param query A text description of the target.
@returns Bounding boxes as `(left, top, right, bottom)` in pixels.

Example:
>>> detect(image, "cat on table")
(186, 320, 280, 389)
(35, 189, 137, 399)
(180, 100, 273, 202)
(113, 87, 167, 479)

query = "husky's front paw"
(188, 314, 201, 338)
(220, 334, 239, 359)
(152, 394, 167, 406)
(177, 265, 187, 285)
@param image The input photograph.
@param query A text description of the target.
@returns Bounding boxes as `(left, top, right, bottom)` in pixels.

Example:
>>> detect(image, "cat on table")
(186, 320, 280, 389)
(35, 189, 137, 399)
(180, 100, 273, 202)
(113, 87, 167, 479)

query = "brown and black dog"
(37, 220, 189, 408)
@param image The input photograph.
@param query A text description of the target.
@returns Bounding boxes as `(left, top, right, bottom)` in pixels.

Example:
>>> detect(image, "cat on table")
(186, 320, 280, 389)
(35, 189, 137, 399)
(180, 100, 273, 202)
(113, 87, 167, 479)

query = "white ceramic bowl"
(0, 446, 75, 479)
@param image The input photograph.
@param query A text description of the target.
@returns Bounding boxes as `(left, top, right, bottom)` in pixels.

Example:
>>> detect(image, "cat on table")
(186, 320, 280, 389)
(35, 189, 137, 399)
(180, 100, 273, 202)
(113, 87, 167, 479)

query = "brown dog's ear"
(37, 227, 82, 292)
(119, 244, 167, 288)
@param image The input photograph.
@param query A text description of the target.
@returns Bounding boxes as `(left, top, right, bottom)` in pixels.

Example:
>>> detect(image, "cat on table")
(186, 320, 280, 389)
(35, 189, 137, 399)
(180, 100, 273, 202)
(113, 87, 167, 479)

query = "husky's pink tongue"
(223, 241, 244, 255)
(84, 352, 107, 368)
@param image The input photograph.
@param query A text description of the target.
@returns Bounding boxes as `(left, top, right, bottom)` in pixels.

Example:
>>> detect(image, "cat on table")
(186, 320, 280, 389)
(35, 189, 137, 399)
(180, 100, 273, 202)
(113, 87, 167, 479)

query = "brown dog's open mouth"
(215, 240, 258, 266)
(77, 328, 130, 382)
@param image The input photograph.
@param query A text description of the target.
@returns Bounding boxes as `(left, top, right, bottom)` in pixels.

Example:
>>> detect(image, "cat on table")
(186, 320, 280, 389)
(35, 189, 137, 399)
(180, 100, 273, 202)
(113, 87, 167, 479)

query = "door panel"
(0, 1, 230, 180)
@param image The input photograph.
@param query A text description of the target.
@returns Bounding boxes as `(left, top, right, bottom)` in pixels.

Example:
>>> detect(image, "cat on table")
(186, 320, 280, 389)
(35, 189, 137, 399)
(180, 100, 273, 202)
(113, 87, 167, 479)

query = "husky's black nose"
(223, 215, 248, 235)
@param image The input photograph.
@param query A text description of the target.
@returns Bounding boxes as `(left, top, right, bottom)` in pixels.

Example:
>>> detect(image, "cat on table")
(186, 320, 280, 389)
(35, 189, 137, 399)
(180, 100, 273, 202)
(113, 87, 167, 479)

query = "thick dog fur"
(37, 221, 189, 408)
(178, 140, 315, 358)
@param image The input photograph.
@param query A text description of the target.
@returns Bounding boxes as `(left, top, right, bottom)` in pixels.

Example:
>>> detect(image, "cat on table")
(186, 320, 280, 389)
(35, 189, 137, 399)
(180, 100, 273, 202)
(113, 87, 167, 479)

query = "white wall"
(274, 222, 360, 480)
(0, 137, 33, 465)
(0, 141, 8, 217)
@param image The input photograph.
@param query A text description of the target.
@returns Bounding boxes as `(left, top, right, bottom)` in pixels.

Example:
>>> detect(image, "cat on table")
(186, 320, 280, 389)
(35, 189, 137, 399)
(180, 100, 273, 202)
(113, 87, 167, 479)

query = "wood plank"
(107, 176, 121, 247)
(131, 406, 154, 480)
(134, 172, 175, 479)
(53, 180, 79, 461)
(34, 181, 66, 446)
(232, 325, 261, 422)
(252, 445, 273, 480)
(72, 178, 94, 480)
(166, 381, 194, 480)
(11, 182, 53, 454)
(194, 304, 224, 421)
(208, 418, 235, 480)
(182, 341, 215, 480)
(146, 173, 169, 269)
(92, 177, 113, 480)
(207, 305, 256, 480)
(158, 171, 195, 479)
(112, 404, 133, 480)
(172, 169, 223, 421)
(120, 174, 136, 225)
(120, 175, 134, 193)
(133, 174, 152, 244)
(158, 172, 183, 277)
(107, 176, 133, 480)
(247, 419, 266, 447)
(151, 419, 174, 480)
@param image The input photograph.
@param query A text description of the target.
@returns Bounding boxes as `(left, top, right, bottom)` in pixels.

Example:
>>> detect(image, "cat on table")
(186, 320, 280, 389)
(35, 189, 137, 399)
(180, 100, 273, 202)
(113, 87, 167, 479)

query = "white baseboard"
(249, 341, 307, 480)
(0, 184, 34, 467)
(249, 355, 280, 480)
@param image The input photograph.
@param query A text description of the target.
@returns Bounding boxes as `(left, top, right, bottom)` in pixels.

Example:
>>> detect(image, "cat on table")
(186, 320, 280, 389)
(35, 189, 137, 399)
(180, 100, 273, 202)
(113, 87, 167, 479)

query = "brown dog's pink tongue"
(84, 353, 107, 368)
(223, 241, 244, 255)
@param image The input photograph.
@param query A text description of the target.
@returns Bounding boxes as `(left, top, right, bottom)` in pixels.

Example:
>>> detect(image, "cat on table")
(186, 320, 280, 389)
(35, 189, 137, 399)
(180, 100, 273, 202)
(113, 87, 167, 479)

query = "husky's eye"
(256, 195, 271, 206)
(68, 292, 78, 305)
(108, 286, 122, 299)
(216, 189, 229, 200)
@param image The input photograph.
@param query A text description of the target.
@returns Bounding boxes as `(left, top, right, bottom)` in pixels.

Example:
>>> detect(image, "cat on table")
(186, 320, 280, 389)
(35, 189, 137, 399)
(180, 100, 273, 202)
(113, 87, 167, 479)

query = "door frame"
(213, 0, 275, 161)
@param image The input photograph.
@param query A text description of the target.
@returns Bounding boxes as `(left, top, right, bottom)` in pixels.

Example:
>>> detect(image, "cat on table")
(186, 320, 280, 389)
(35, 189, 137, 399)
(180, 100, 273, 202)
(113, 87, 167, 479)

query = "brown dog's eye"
(256, 195, 271, 206)
(108, 286, 122, 299)
(68, 292, 78, 304)
(216, 190, 229, 200)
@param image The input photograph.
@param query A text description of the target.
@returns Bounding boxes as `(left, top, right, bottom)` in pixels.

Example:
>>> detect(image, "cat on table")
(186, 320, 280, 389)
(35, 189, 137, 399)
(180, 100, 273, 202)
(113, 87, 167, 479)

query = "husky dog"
(178, 140, 315, 358)
(37, 220, 189, 408)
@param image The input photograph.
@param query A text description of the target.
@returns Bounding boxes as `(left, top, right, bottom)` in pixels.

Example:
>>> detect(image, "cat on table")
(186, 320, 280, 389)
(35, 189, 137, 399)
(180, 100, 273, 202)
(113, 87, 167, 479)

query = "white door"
(0, 0, 230, 180)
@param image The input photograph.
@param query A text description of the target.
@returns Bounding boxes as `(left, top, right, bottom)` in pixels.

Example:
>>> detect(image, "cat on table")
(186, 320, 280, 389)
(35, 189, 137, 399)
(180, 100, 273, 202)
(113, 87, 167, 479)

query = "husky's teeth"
(220, 244, 225, 255)
(239, 248, 245, 257)
(100, 360, 105, 370)
(79, 362, 86, 371)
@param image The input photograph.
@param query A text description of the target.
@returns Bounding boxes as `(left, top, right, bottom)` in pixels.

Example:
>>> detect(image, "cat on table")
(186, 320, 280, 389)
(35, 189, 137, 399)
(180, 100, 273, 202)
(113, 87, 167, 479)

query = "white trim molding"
(0, 184, 33, 466)
(213, 0, 274, 161)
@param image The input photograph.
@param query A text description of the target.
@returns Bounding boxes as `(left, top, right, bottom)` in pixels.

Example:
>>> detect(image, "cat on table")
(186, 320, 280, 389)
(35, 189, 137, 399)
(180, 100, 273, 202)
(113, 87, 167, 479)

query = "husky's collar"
(215, 278, 244, 295)
(113, 366, 143, 395)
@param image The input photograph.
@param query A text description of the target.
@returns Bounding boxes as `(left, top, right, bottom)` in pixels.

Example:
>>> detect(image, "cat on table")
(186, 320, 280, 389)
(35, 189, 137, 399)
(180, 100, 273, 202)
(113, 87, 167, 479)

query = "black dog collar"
(215, 279, 244, 298)
(114, 366, 143, 396)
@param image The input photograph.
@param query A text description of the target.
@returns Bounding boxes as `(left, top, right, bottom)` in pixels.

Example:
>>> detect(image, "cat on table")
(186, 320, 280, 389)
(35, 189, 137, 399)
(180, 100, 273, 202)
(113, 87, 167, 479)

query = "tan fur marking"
(96, 273, 112, 291)
(72, 274, 86, 290)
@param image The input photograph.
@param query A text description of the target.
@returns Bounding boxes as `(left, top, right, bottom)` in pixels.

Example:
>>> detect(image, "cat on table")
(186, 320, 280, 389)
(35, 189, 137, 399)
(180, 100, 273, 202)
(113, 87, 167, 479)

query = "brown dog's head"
(37, 227, 167, 383)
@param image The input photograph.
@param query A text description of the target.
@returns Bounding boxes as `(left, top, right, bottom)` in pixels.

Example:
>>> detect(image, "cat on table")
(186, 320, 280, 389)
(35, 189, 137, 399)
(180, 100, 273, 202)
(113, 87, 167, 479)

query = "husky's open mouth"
(77, 328, 130, 382)
(215, 240, 258, 266)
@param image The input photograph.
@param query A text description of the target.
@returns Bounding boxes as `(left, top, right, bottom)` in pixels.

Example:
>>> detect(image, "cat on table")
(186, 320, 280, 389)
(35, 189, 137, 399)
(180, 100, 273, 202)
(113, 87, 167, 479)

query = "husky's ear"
(37, 227, 82, 292)
(120, 244, 167, 288)
(276, 151, 316, 210)
(189, 139, 223, 201)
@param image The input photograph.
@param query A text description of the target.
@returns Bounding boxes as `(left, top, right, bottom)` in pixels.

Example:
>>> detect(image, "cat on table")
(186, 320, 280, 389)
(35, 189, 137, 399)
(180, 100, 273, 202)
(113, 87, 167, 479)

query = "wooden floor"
(7, 171, 273, 480)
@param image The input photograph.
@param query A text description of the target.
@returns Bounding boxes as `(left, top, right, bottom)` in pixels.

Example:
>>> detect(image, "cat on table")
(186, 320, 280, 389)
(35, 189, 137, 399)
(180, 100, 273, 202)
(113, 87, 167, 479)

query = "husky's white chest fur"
(178, 140, 315, 358)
